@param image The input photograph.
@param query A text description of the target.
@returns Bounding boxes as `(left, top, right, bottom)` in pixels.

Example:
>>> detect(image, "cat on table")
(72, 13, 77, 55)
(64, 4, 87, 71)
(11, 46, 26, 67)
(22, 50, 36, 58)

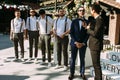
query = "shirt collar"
(78, 16, 85, 21)
(39, 15, 47, 20)
(15, 17, 20, 20)
(95, 15, 99, 19)
(30, 16, 36, 19)
(59, 16, 66, 20)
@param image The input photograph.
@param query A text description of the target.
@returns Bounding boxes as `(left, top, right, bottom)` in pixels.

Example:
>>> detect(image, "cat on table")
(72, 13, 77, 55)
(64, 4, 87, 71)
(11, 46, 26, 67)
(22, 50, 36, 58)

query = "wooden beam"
(99, 0, 120, 10)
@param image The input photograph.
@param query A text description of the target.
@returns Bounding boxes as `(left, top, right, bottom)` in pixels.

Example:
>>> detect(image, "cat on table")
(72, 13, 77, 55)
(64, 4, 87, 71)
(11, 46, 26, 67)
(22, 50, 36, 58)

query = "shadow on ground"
(35, 71, 68, 80)
(0, 35, 13, 50)
(0, 75, 29, 80)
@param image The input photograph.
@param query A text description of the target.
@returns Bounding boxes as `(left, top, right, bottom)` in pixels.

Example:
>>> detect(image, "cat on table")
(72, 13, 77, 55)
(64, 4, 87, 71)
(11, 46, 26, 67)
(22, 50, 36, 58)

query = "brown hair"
(91, 2, 102, 14)
(14, 9, 20, 13)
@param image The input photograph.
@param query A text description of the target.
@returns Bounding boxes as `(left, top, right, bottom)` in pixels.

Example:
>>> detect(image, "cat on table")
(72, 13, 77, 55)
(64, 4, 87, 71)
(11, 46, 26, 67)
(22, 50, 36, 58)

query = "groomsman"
(26, 9, 39, 63)
(38, 9, 53, 67)
(10, 9, 26, 61)
(53, 8, 72, 70)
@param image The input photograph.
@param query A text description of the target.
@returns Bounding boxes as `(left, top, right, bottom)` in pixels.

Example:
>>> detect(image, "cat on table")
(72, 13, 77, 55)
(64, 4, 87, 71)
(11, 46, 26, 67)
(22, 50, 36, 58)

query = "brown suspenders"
(56, 17, 67, 32)
(29, 17, 39, 31)
(45, 16, 48, 33)
(12, 18, 23, 33)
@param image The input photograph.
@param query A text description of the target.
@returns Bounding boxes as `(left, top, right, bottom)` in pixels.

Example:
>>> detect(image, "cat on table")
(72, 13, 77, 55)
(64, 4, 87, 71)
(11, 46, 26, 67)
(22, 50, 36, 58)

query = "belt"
(57, 35, 68, 37)
(40, 34, 50, 36)
(28, 30, 39, 32)
(28, 30, 39, 31)
(14, 32, 23, 34)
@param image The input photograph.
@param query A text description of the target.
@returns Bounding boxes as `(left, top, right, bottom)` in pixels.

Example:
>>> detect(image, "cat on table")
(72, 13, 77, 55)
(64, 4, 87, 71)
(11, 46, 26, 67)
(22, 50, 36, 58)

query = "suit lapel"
(77, 19, 81, 32)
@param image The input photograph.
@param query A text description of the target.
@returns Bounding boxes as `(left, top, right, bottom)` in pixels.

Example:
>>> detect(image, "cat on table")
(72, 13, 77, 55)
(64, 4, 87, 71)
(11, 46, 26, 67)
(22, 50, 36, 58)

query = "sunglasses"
(78, 10, 85, 12)
(30, 11, 36, 13)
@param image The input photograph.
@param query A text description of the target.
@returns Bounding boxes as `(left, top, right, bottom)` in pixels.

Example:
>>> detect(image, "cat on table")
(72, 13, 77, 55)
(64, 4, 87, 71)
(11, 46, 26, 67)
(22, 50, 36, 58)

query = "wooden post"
(109, 13, 120, 45)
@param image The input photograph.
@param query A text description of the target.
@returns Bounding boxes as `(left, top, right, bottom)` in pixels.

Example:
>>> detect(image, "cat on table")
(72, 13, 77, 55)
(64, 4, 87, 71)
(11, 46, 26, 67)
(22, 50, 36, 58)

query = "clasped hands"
(75, 42, 84, 48)
(60, 33, 66, 39)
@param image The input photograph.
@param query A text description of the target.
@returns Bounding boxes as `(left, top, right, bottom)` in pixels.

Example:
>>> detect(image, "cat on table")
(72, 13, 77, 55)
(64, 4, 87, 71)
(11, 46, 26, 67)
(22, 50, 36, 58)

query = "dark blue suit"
(70, 18, 89, 75)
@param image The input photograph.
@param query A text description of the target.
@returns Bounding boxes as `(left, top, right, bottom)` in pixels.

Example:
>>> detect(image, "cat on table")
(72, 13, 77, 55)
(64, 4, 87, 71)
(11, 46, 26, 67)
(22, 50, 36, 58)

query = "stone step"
(90, 58, 120, 80)
(101, 51, 120, 62)
(90, 67, 120, 80)
(100, 59, 120, 75)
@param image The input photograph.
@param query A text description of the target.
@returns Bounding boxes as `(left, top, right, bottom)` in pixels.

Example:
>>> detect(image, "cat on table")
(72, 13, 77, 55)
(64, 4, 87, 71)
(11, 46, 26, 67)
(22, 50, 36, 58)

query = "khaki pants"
(39, 34, 51, 62)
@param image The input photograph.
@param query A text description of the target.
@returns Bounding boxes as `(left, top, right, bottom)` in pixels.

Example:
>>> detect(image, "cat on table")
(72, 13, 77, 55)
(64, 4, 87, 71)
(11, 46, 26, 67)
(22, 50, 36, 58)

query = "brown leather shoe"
(80, 74, 87, 80)
(68, 74, 74, 80)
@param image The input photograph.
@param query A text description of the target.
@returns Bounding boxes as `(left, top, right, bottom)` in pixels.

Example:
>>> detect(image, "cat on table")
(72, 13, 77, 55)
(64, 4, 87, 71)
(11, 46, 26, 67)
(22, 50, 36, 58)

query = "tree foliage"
(0, 0, 22, 4)
(0, 0, 41, 4)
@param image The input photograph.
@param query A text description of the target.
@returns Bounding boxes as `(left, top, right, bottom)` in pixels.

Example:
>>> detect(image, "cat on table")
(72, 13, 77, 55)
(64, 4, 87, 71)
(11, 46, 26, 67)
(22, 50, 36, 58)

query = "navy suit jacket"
(70, 18, 89, 47)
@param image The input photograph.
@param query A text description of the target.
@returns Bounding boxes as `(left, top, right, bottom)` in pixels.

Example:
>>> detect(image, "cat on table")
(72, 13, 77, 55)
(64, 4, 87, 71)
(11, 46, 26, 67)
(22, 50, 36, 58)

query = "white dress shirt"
(11, 18, 25, 33)
(79, 20, 82, 30)
(53, 16, 72, 36)
(26, 16, 38, 31)
(38, 16, 53, 34)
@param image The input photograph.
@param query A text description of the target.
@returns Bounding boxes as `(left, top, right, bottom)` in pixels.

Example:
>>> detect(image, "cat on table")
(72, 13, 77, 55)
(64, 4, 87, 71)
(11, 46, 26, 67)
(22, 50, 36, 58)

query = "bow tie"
(78, 18, 85, 21)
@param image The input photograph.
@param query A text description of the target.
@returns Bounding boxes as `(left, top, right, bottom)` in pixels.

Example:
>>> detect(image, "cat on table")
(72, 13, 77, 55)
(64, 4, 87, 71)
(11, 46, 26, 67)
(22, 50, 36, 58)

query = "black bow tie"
(78, 18, 85, 21)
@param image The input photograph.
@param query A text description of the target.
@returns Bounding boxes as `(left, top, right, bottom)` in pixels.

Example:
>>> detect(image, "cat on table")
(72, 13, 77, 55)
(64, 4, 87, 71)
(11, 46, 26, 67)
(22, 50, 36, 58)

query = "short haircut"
(39, 9, 45, 15)
(30, 9, 36, 13)
(91, 2, 102, 14)
(58, 7, 64, 12)
(14, 9, 20, 13)
(77, 6, 85, 11)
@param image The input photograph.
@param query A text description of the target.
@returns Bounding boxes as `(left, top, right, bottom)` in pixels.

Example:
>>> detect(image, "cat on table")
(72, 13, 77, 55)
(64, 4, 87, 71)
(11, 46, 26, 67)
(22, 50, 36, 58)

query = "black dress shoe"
(68, 74, 74, 80)
(80, 74, 87, 80)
